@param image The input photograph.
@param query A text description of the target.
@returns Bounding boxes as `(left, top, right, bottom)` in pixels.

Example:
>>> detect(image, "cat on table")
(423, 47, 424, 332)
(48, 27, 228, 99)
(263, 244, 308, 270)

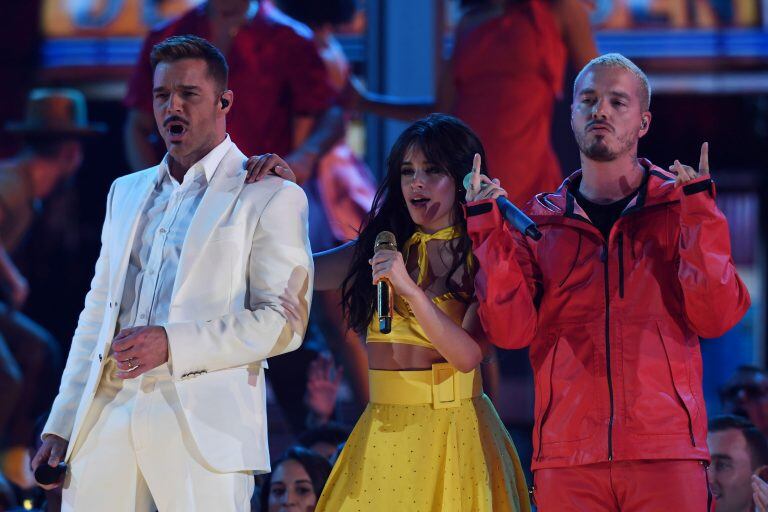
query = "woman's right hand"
(244, 153, 297, 184)
(370, 249, 420, 300)
(465, 153, 508, 203)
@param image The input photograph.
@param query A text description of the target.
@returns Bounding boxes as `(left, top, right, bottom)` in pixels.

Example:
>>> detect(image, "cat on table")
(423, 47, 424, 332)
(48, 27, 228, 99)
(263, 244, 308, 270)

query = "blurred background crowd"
(0, 0, 765, 510)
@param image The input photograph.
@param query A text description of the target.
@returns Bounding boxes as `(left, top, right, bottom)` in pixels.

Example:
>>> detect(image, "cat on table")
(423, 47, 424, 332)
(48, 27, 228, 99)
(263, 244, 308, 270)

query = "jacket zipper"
(536, 337, 559, 461)
(601, 243, 615, 460)
(618, 233, 625, 299)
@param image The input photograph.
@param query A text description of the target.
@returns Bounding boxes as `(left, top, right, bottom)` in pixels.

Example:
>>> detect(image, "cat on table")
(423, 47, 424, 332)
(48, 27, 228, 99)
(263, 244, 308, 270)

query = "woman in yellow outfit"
(247, 113, 530, 511)
(308, 114, 530, 512)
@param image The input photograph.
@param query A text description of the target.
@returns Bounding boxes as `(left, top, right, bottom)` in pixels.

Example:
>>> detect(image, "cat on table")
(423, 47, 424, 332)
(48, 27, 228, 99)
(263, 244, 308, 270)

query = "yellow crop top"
(366, 225, 470, 349)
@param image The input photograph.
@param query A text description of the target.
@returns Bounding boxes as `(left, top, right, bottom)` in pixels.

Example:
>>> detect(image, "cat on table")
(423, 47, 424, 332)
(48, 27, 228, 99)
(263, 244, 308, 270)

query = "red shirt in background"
(452, 0, 566, 207)
(124, 2, 335, 158)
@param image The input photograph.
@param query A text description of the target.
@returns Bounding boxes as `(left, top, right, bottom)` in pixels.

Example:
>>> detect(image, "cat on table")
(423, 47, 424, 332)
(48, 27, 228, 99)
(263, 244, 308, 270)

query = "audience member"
(0, 88, 102, 489)
(304, 352, 343, 429)
(124, 0, 342, 180)
(721, 366, 768, 438)
(349, 0, 597, 206)
(260, 446, 332, 512)
(708, 415, 768, 512)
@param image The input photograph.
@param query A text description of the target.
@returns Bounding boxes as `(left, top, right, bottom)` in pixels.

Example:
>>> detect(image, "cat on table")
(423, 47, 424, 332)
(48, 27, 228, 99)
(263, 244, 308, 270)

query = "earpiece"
(641, 119, 647, 129)
(221, 97, 230, 109)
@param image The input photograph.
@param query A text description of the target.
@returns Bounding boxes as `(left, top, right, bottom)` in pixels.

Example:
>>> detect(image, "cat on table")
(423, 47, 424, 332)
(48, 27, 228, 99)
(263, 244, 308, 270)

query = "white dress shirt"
(116, 136, 233, 333)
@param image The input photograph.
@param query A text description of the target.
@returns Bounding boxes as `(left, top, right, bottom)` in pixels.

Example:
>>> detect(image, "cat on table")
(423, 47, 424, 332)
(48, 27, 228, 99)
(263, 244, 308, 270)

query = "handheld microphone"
(462, 173, 542, 241)
(374, 231, 397, 334)
(34, 462, 67, 486)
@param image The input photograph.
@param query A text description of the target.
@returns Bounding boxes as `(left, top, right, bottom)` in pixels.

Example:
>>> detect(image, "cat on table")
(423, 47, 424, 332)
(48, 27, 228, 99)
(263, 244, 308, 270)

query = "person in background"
(350, 0, 597, 207)
(124, 0, 343, 182)
(0, 89, 102, 489)
(273, 0, 376, 408)
(708, 415, 768, 512)
(721, 366, 768, 439)
(303, 352, 344, 429)
(260, 446, 332, 512)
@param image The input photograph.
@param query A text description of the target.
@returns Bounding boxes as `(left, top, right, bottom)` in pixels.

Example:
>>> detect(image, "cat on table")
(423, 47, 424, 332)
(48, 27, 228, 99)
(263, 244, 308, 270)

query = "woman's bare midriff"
(366, 341, 447, 371)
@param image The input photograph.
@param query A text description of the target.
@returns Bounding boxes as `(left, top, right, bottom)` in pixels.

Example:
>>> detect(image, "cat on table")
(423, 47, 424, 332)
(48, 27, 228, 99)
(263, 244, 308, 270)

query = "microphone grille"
(462, 172, 489, 192)
(374, 231, 397, 253)
(462, 172, 473, 191)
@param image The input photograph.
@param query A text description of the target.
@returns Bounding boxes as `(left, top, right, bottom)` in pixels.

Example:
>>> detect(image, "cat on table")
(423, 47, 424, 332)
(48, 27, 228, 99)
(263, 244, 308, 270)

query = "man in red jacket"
(465, 53, 751, 511)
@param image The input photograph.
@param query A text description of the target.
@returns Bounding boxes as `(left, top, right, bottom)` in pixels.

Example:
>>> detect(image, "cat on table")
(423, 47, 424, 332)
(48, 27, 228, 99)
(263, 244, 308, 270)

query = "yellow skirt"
(316, 365, 531, 512)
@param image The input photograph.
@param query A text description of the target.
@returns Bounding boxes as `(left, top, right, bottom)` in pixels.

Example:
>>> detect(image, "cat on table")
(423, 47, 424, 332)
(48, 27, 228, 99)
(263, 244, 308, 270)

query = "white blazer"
(43, 143, 313, 473)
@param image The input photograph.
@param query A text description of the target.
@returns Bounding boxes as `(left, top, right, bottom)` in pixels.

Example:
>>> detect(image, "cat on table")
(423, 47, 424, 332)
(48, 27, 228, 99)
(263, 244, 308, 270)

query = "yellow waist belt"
(368, 363, 483, 409)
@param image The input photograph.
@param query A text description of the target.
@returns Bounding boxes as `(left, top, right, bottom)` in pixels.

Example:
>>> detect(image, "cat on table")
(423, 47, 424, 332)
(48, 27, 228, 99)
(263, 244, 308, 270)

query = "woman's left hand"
(370, 249, 419, 299)
(244, 153, 297, 183)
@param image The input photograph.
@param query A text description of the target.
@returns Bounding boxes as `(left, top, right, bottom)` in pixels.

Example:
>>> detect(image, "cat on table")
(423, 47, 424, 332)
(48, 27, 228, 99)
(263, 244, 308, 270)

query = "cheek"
(301, 493, 318, 509)
(433, 178, 456, 210)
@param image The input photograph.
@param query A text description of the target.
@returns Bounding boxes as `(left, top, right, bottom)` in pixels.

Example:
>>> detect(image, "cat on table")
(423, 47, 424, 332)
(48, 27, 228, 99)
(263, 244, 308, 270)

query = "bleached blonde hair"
(573, 53, 651, 111)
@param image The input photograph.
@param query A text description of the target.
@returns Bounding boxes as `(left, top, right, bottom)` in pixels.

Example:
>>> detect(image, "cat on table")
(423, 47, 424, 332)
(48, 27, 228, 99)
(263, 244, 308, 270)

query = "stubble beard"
(576, 129, 637, 163)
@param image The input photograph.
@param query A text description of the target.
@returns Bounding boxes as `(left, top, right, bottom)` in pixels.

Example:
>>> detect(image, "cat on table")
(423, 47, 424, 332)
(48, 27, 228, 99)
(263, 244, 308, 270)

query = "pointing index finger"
(699, 142, 710, 176)
(471, 153, 482, 191)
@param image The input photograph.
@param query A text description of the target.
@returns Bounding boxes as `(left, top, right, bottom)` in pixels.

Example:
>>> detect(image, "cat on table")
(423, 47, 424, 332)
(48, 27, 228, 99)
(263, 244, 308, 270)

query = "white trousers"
(61, 360, 254, 512)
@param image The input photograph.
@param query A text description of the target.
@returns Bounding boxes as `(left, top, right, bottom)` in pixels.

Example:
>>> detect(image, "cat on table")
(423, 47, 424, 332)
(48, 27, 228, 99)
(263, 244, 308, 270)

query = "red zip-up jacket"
(467, 160, 751, 470)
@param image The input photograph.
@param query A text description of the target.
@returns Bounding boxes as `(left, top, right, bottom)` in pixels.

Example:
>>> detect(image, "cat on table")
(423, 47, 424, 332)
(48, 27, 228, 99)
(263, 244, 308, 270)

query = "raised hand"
(244, 153, 297, 184)
(464, 153, 507, 203)
(304, 352, 343, 425)
(671, 142, 710, 187)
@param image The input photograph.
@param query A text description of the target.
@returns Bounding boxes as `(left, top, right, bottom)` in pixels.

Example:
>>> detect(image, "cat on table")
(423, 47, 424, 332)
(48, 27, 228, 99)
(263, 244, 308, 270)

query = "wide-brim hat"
(4, 88, 107, 136)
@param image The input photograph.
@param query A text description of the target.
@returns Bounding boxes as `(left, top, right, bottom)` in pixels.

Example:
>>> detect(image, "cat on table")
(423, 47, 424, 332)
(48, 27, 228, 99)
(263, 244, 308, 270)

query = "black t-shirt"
(572, 186, 639, 240)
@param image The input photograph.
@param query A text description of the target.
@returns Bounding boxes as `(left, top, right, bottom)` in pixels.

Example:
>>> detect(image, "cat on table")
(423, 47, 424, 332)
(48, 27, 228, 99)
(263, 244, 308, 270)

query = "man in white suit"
(30, 35, 312, 511)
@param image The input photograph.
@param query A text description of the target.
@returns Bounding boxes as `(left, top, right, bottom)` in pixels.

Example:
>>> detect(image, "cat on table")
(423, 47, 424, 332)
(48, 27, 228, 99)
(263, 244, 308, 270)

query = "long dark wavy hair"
(342, 113, 489, 334)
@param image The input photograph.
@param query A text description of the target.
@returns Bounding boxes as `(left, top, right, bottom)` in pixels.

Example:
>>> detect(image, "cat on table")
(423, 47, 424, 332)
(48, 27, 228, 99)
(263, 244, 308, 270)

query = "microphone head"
(462, 172, 488, 192)
(374, 231, 397, 253)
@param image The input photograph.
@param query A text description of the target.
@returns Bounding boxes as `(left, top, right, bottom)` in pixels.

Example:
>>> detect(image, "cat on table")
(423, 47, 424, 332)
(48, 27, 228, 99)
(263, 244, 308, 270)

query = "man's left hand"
(671, 142, 709, 187)
(111, 326, 169, 379)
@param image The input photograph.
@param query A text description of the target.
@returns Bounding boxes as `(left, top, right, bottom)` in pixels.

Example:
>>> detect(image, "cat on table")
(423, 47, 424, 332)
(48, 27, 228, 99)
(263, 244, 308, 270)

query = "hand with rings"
(112, 326, 169, 379)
